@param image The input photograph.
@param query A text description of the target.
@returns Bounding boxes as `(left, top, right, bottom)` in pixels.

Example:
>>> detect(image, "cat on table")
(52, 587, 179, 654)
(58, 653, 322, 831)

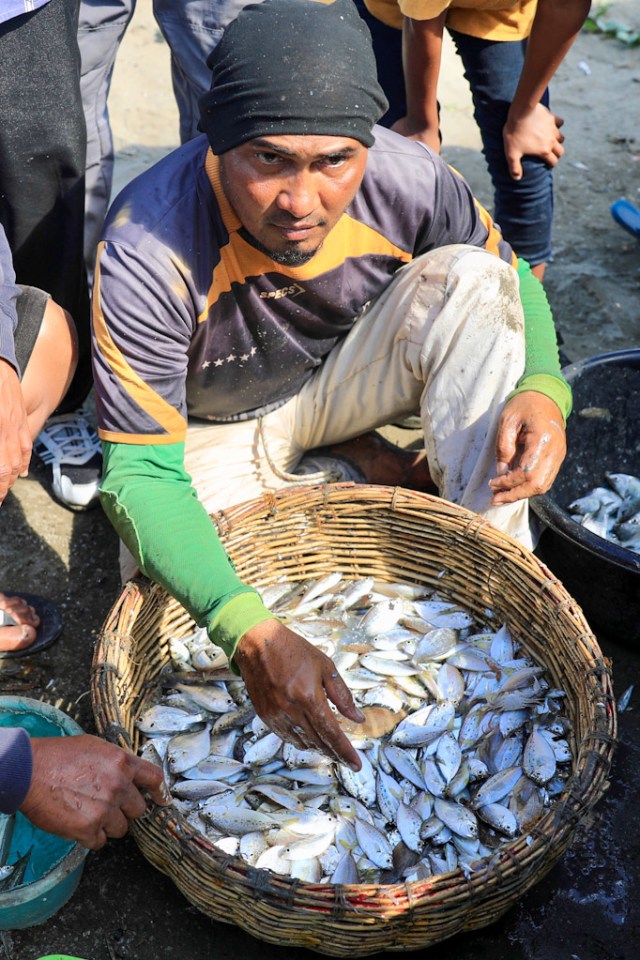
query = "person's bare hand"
(0, 358, 31, 503)
(488, 392, 566, 504)
(391, 116, 441, 153)
(0, 593, 39, 651)
(234, 619, 364, 771)
(20, 735, 171, 849)
(503, 103, 565, 180)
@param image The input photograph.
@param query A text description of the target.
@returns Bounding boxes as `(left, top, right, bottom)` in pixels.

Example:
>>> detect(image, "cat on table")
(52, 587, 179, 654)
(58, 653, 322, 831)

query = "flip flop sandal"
(0, 593, 63, 658)
(611, 198, 640, 240)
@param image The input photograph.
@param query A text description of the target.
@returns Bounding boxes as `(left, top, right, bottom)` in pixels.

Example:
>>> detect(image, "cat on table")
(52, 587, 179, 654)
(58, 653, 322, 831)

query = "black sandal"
(0, 593, 63, 658)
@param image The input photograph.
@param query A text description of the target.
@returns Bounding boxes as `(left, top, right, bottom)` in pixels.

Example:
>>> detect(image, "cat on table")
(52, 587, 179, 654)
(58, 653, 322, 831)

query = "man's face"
(218, 134, 368, 266)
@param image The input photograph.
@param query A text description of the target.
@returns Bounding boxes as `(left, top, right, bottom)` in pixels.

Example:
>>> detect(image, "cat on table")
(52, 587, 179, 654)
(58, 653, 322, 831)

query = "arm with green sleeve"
(100, 439, 274, 663)
(512, 257, 572, 421)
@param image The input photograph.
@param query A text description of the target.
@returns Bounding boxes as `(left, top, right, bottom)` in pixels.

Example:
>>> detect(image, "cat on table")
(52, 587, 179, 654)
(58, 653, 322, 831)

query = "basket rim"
(90, 484, 617, 950)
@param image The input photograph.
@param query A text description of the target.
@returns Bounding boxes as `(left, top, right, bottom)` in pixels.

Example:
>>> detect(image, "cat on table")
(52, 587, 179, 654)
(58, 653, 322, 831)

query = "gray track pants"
(79, 0, 250, 276)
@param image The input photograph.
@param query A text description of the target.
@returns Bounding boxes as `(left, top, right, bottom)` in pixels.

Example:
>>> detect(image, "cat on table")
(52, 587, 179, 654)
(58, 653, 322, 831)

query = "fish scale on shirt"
(92, 126, 512, 443)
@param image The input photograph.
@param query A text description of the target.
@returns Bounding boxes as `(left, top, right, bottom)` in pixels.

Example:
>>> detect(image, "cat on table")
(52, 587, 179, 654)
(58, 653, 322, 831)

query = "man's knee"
(392, 245, 522, 343)
(438, 247, 523, 330)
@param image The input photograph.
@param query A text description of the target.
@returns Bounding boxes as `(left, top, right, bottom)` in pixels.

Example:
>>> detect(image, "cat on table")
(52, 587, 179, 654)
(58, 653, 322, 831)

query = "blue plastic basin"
(0, 697, 89, 929)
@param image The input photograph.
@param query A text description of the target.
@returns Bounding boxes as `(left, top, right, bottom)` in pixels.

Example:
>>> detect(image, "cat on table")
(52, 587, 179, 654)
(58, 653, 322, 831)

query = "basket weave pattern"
(91, 485, 616, 956)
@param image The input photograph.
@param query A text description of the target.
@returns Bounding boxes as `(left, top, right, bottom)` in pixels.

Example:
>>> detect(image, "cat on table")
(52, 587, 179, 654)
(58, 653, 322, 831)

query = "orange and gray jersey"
(92, 126, 514, 445)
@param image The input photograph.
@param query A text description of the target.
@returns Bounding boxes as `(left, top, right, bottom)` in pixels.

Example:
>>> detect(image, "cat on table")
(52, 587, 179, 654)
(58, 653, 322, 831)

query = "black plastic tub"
(531, 348, 640, 645)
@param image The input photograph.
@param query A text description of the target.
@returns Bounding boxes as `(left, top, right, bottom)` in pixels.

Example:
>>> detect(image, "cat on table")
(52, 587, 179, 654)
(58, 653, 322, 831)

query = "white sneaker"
(34, 413, 102, 510)
(293, 454, 364, 483)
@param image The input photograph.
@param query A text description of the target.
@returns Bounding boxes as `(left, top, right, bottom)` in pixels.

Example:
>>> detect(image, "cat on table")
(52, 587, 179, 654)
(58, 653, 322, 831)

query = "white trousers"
(120, 246, 532, 579)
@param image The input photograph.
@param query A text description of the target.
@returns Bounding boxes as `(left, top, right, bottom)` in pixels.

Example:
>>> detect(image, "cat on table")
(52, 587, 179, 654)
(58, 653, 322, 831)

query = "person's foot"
(0, 594, 39, 653)
(34, 412, 102, 510)
(305, 431, 437, 493)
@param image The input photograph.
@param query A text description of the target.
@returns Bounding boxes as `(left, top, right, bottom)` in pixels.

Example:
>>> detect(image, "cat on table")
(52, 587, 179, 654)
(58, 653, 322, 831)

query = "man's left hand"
(503, 103, 565, 180)
(489, 391, 566, 504)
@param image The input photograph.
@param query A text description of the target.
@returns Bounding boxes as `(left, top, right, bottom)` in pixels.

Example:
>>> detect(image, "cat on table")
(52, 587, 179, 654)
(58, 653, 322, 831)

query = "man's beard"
(268, 246, 318, 266)
(245, 230, 320, 266)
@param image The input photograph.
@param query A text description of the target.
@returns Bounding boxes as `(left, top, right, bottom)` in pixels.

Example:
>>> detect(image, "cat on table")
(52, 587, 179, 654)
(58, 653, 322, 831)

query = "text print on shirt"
(259, 282, 306, 300)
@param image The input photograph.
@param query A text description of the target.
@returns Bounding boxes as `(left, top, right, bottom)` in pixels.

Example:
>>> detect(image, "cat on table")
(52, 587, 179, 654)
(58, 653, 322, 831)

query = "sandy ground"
(2, 2, 640, 958)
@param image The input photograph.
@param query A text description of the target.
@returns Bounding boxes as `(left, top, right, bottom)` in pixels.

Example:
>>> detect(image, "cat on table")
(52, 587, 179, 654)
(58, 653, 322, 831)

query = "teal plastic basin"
(0, 697, 89, 929)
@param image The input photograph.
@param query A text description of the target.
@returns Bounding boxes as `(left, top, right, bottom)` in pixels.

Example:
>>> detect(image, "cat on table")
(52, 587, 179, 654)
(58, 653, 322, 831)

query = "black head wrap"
(198, 0, 388, 154)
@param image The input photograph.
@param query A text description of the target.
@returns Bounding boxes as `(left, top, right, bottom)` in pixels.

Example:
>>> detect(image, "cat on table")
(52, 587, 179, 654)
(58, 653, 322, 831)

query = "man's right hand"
(233, 619, 364, 771)
(0, 358, 31, 503)
(20, 734, 171, 849)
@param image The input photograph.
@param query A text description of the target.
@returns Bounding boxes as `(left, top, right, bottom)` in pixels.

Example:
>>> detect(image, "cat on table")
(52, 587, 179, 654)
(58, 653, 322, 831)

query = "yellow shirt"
(363, 0, 537, 41)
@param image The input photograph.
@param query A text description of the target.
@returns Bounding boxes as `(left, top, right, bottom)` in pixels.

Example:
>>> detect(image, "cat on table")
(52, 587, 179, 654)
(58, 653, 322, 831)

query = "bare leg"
(531, 263, 545, 282)
(21, 300, 78, 440)
(0, 300, 76, 652)
(314, 431, 436, 491)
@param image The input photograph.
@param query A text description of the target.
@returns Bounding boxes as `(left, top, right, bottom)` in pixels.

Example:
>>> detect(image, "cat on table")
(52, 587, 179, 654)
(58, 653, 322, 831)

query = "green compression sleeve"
(100, 440, 273, 661)
(511, 257, 573, 422)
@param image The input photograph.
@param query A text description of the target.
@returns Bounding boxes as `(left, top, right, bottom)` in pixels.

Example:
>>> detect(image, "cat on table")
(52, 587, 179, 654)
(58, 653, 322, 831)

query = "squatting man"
(92, 0, 570, 777)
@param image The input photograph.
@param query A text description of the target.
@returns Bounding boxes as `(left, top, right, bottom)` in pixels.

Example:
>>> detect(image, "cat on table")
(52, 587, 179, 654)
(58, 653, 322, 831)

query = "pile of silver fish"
(138, 575, 573, 885)
(568, 471, 640, 554)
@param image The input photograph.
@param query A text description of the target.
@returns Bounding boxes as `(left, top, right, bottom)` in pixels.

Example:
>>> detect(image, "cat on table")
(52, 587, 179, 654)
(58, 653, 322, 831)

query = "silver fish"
(354, 818, 393, 869)
(259, 581, 299, 610)
(331, 850, 359, 884)
(239, 830, 269, 865)
(376, 768, 402, 822)
(359, 600, 406, 637)
(435, 731, 463, 783)
(384, 745, 425, 790)
(471, 766, 523, 808)
(143, 574, 573, 886)
(413, 628, 459, 662)
(183, 755, 246, 781)
(176, 683, 235, 714)
(255, 843, 294, 876)
(436, 663, 465, 704)
(476, 802, 518, 838)
(396, 802, 423, 853)
(167, 725, 211, 774)
(172, 779, 231, 801)
(284, 830, 336, 861)
(137, 705, 205, 735)
(360, 653, 419, 677)
(523, 728, 557, 785)
(336, 750, 376, 807)
(290, 857, 323, 883)
(243, 732, 283, 767)
(201, 803, 279, 836)
(434, 798, 478, 839)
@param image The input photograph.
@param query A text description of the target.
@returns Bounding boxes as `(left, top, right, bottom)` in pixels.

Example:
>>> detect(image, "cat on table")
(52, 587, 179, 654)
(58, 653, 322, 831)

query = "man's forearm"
(401, 14, 447, 130)
(513, 258, 572, 420)
(511, 0, 591, 115)
(100, 439, 273, 660)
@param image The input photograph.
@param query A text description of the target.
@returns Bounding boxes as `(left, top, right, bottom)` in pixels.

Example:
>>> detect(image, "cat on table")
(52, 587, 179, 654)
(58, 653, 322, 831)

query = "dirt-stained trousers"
(120, 245, 531, 579)
(192, 243, 530, 524)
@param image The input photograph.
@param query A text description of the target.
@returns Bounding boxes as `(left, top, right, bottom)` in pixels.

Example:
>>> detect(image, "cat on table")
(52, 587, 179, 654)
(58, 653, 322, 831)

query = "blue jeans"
(353, 0, 406, 127)
(448, 29, 553, 267)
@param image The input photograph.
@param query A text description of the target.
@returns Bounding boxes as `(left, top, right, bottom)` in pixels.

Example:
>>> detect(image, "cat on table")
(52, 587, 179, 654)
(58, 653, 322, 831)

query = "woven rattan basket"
(91, 484, 616, 956)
